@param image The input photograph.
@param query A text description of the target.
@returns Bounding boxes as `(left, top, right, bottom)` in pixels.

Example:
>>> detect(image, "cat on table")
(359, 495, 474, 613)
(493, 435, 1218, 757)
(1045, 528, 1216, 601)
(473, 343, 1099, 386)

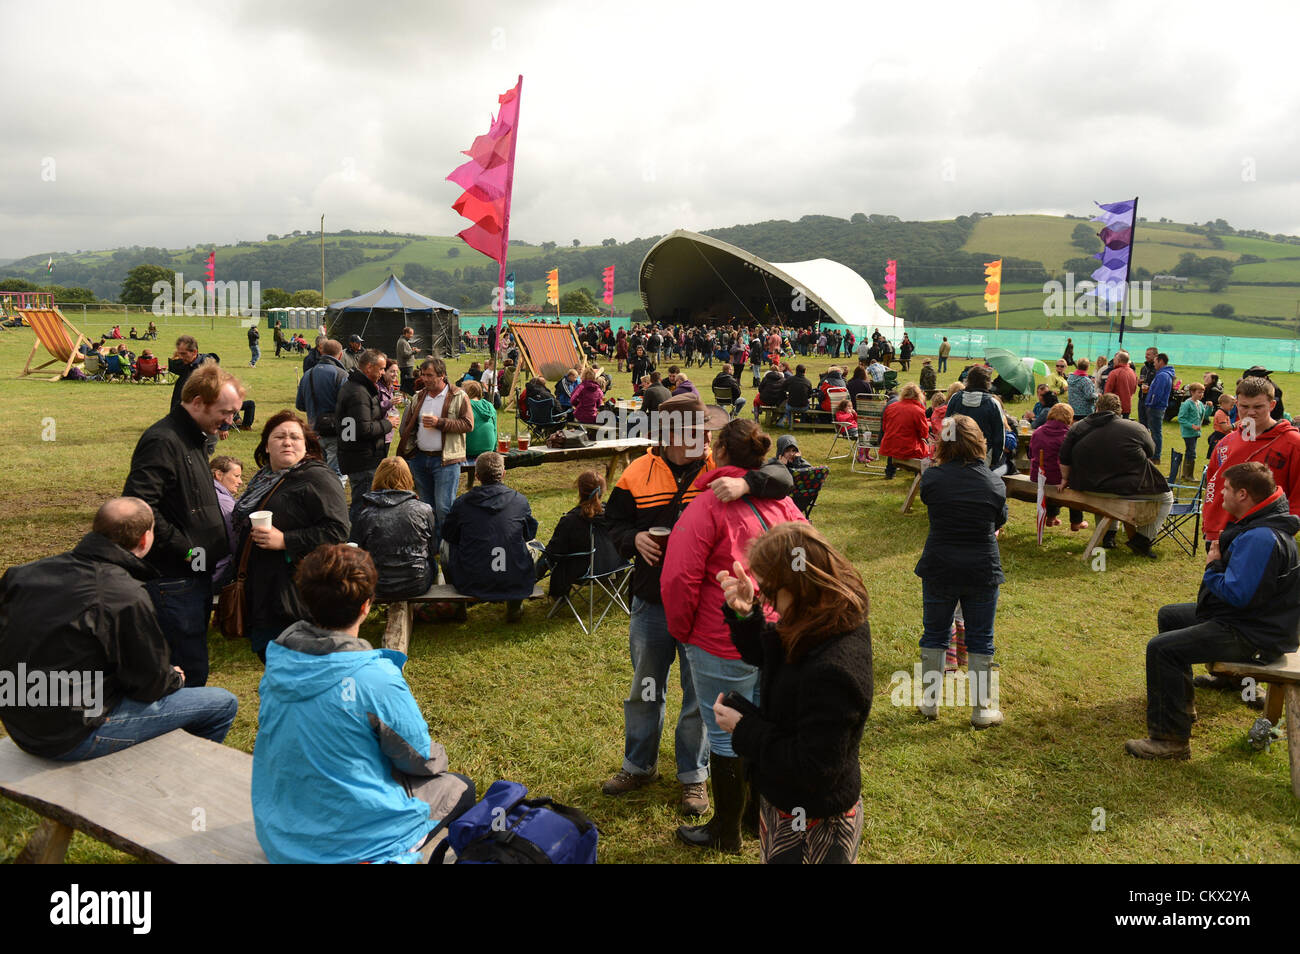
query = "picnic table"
(463, 436, 655, 486)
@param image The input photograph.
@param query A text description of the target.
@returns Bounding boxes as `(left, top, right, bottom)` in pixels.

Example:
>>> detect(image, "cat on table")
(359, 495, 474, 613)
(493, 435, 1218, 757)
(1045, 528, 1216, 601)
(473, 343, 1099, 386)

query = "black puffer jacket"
(0, 533, 182, 757)
(235, 458, 350, 632)
(350, 489, 437, 600)
(727, 606, 874, 818)
(537, 508, 625, 599)
(123, 403, 230, 578)
(336, 370, 393, 474)
(442, 483, 539, 601)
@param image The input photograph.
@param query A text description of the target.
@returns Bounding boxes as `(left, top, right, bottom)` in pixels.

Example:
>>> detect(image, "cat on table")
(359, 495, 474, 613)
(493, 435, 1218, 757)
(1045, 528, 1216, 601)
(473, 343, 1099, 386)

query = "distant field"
(963, 215, 1220, 273)
(1230, 260, 1300, 283)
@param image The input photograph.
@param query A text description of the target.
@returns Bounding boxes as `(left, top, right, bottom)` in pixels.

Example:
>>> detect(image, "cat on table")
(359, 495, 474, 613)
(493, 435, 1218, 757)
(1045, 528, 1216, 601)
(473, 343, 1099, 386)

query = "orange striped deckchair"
(507, 320, 585, 383)
(21, 308, 90, 380)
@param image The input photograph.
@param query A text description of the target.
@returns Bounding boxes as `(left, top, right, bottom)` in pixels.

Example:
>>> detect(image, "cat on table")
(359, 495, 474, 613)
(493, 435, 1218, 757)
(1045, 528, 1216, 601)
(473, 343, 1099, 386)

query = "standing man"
(1137, 346, 1158, 433)
(303, 334, 326, 374)
(1126, 463, 1300, 759)
(1104, 350, 1138, 419)
(938, 336, 951, 374)
(248, 322, 261, 367)
(336, 349, 393, 524)
(296, 339, 349, 477)
(1144, 352, 1176, 464)
(171, 334, 255, 449)
(396, 326, 421, 397)
(273, 320, 286, 357)
(340, 334, 365, 372)
(601, 394, 793, 816)
(1062, 337, 1074, 366)
(123, 363, 244, 686)
(899, 332, 914, 371)
(396, 357, 474, 559)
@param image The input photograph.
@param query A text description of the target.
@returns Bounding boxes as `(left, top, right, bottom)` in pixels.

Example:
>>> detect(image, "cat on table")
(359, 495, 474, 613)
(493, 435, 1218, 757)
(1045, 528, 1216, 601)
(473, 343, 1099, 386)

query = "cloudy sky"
(2, 0, 1298, 260)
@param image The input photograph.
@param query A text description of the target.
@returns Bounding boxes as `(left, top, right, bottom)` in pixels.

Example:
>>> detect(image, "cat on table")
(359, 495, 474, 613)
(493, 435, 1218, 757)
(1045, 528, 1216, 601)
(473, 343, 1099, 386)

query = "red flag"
(447, 77, 522, 267)
(602, 265, 615, 306)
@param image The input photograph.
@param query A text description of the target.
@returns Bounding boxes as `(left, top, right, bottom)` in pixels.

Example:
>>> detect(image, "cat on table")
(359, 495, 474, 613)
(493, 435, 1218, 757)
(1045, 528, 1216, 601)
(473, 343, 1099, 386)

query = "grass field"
(963, 215, 1220, 274)
(1, 319, 1298, 865)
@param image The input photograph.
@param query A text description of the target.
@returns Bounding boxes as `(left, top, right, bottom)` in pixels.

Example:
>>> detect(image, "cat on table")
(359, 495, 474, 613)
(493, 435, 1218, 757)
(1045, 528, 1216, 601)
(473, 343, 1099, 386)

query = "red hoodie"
(660, 465, 806, 659)
(1202, 418, 1300, 540)
(881, 398, 933, 461)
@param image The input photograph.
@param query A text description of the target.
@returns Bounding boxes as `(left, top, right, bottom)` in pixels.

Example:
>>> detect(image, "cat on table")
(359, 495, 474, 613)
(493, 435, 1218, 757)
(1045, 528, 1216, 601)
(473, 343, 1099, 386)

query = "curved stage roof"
(638, 229, 905, 340)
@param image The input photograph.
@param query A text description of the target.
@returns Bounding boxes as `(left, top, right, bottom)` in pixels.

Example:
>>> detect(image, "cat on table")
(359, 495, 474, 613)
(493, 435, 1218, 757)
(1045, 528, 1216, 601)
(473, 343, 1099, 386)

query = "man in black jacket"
(124, 362, 243, 686)
(0, 498, 237, 759)
(600, 393, 793, 816)
(296, 338, 348, 476)
(782, 365, 814, 428)
(171, 335, 255, 446)
(336, 349, 394, 524)
(1126, 463, 1300, 759)
(1059, 393, 1175, 555)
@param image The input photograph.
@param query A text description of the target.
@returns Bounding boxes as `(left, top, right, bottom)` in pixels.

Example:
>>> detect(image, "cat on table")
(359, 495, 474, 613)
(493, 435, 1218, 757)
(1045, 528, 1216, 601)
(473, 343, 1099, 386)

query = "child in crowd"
(928, 391, 947, 439)
(1207, 393, 1235, 455)
(1177, 382, 1206, 480)
(834, 398, 859, 440)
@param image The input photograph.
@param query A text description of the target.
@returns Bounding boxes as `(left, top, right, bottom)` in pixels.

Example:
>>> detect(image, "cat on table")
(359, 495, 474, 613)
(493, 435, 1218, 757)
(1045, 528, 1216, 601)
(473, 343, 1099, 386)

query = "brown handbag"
(216, 478, 284, 640)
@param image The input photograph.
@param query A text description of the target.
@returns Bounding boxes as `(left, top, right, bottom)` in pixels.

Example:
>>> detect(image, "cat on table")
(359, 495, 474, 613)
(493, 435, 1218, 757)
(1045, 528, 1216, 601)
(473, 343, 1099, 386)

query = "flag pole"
(1117, 195, 1138, 349)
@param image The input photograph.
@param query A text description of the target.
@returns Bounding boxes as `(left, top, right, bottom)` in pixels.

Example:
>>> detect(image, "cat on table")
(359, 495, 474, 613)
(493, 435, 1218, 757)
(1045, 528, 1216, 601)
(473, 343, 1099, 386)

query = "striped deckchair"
(507, 320, 586, 383)
(21, 308, 91, 380)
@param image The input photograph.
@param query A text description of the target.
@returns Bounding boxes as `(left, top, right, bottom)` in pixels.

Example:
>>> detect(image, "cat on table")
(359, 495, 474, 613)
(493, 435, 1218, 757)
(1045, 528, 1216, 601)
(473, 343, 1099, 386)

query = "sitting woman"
(252, 544, 475, 864)
(442, 452, 539, 623)
(455, 361, 484, 386)
(350, 457, 438, 600)
(536, 470, 624, 599)
(232, 410, 350, 661)
(569, 367, 606, 424)
(461, 380, 498, 459)
(523, 375, 568, 424)
(1029, 403, 1087, 532)
(880, 382, 933, 479)
(712, 522, 873, 864)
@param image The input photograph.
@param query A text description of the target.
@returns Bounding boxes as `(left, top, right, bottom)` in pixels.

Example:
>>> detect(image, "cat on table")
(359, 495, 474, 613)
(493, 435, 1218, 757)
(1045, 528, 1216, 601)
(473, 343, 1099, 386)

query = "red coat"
(881, 399, 932, 461)
(660, 465, 807, 659)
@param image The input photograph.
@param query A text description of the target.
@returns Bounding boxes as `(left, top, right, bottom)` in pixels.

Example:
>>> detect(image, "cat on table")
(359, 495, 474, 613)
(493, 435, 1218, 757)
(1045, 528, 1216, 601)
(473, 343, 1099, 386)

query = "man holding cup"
(396, 356, 474, 565)
(600, 393, 793, 816)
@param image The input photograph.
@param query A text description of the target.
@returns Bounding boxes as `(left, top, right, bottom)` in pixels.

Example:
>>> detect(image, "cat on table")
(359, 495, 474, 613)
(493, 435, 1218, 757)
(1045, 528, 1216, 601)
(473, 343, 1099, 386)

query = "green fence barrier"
(819, 323, 1300, 372)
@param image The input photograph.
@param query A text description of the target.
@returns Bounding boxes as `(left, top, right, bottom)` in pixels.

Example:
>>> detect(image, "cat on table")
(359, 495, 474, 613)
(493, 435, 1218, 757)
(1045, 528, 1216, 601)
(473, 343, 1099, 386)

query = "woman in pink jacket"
(661, 418, 807, 853)
(569, 368, 605, 424)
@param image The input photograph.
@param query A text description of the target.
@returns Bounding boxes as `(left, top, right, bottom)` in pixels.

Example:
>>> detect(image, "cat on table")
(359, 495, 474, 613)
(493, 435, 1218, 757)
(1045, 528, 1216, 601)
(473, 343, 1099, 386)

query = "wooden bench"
(894, 459, 930, 514)
(1209, 653, 1299, 798)
(380, 582, 549, 654)
(1002, 474, 1163, 563)
(753, 404, 836, 431)
(0, 730, 266, 864)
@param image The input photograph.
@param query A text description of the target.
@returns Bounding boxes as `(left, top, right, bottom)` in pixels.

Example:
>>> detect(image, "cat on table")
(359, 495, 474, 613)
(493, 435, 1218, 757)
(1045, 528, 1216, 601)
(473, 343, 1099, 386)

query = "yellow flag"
(546, 268, 559, 306)
(983, 259, 1002, 313)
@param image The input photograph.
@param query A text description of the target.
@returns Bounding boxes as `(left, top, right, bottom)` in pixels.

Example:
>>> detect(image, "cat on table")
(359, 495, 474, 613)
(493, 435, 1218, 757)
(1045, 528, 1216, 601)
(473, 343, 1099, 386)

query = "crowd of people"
(3, 321, 1299, 865)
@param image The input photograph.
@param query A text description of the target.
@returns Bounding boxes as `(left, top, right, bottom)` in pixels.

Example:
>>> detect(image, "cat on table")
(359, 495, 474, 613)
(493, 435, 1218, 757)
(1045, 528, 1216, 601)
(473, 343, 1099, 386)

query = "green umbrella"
(983, 347, 1033, 394)
(1024, 357, 1049, 377)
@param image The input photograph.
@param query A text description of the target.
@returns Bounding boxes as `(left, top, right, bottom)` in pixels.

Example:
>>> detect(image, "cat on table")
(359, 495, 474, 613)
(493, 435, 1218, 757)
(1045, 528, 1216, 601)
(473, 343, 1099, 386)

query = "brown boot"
(680, 781, 709, 817)
(1124, 737, 1191, 760)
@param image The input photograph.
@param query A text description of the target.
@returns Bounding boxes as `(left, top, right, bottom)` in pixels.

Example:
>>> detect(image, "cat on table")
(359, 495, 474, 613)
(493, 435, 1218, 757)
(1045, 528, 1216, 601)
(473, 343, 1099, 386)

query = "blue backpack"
(440, 780, 598, 864)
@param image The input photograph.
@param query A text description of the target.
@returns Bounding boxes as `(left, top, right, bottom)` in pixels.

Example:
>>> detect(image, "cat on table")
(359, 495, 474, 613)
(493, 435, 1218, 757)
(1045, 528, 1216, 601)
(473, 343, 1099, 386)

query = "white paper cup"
(250, 511, 273, 530)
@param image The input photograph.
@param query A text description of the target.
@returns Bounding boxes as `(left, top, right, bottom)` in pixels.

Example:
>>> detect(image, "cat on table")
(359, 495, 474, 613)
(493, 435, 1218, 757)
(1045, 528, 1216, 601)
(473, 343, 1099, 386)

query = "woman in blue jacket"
(252, 544, 474, 864)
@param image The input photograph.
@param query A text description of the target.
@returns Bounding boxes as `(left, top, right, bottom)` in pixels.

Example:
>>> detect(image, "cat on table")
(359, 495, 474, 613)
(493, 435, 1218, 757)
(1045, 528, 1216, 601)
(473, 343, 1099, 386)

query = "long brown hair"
(746, 522, 869, 660)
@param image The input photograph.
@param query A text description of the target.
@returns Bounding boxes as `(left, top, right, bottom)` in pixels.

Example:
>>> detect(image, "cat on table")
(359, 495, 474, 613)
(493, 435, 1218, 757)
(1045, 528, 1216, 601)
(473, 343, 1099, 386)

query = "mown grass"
(0, 318, 1297, 864)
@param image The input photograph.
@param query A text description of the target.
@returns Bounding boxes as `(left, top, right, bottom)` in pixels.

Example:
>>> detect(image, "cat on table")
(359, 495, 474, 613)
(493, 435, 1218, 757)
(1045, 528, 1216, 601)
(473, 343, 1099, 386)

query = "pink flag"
(447, 77, 522, 266)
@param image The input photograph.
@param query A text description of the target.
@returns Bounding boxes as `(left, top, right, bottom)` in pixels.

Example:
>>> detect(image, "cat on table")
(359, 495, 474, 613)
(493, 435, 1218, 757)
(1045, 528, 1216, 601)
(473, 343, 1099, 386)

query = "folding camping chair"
(851, 393, 889, 475)
(824, 386, 852, 460)
(82, 352, 106, 382)
(790, 465, 830, 519)
(524, 395, 573, 442)
(20, 308, 90, 381)
(103, 353, 130, 382)
(879, 370, 899, 393)
(1151, 455, 1206, 556)
(539, 524, 633, 635)
(712, 384, 742, 418)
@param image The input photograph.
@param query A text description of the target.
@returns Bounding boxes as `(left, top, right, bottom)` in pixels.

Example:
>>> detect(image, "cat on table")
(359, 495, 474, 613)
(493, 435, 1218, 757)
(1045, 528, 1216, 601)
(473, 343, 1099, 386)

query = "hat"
(348, 334, 364, 344)
(656, 393, 730, 432)
(1244, 365, 1274, 377)
(776, 435, 800, 456)
(922, 358, 932, 364)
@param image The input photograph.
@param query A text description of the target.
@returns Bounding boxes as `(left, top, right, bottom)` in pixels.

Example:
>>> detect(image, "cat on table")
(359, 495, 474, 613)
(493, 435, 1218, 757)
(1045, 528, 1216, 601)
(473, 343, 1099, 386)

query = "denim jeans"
(1147, 405, 1167, 461)
(249, 344, 260, 366)
(53, 688, 238, 761)
(318, 436, 343, 477)
(1146, 603, 1276, 740)
(938, 356, 948, 373)
(409, 452, 461, 556)
(682, 642, 759, 759)
(345, 467, 378, 526)
(146, 575, 213, 687)
(920, 579, 998, 656)
(783, 402, 809, 428)
(622, 598, 709, 783)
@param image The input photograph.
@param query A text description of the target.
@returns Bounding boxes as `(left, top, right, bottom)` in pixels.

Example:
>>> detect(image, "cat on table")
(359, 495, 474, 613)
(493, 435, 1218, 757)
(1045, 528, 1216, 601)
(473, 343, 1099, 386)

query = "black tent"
(325, 275, 460, 359)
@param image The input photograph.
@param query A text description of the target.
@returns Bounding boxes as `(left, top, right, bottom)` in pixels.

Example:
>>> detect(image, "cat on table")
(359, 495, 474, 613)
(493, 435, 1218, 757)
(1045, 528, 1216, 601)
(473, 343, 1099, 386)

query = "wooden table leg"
(901, 469, 923, 514)
(607, 452, 628, 485)
(383, 601, 412, 655)
(1264, 681, 1285, 725)
(1285, 684, 1300, 799)
(1082, 517, 1112, 564)
(16, 818, 74, 864)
